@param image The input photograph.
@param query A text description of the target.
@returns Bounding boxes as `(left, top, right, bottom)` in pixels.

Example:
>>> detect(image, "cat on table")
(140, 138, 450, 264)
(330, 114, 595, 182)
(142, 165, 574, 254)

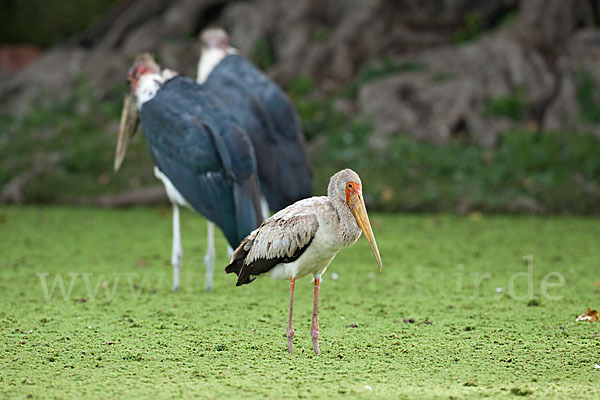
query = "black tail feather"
(232, 175, 262, 245)
(225, 239, 250, 285)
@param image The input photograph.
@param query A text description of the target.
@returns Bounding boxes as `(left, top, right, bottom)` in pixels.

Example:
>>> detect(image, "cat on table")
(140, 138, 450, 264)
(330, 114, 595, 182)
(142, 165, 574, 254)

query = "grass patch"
(286, 65, 599, 215)
(0, 80, 157, 202)
(2, 60, 599, 215)
(288, 75, 346, 142)
(576, 71, 600, 124)
(312, 27, 331, 43)
(311, 128, 600, 214)
(484, 87, 527, 121)
(453, 11, 484, 44)
(341, 59, 427, 98)
(250, 36, 275, 71)
(3, 75, 600, 214)
(1, 206, 600, 398)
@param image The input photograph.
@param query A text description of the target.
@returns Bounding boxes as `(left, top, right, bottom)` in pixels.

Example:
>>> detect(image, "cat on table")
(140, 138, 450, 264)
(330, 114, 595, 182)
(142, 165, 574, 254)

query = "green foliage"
(288, 76, 346, 142)
(431, 72, 456, 82)
(250, 36, 275, 71)
(453, 12, 483, 44)
(296, 99, 345, 142)
(0, 0, 120, 47)
(2, 52, 599, 215)
(484, 87, 527, 121)
(576, 71, 600, 124)
(453, 9, 520, 45)
(342, 59, 427, 98)
(396, 61, 428, 73)
(288, 75, 314, 97)
(1, 207, 600, 398)
(0, 80, 156, 203)
(311, 128, 600, 214)
(497, 10, 519, 28)
(311, 27, 331, 43)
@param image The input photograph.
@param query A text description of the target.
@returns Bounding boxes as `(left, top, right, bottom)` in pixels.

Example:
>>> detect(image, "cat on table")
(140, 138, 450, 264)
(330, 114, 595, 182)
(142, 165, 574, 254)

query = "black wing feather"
(225, 235, 314, 286)
(225, 209, 319, 286)
(204, 55, 313, 211)
(140, 76, 262, 247)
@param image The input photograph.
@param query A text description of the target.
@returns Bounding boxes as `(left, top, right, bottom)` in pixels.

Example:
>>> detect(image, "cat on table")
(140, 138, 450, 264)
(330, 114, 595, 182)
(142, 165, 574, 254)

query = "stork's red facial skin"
(127, 63, 153, 92)
(345, 182, 362, 205)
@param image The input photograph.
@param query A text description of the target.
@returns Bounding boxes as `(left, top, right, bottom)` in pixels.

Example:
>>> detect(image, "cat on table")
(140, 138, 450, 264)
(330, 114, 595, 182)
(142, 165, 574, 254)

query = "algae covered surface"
(1, 206, 599, 399)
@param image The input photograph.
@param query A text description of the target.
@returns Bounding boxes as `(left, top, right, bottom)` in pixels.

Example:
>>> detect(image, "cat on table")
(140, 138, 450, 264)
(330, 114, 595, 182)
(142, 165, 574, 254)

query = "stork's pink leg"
(311, 277, 321, 354)
(287, 277, 295, 354)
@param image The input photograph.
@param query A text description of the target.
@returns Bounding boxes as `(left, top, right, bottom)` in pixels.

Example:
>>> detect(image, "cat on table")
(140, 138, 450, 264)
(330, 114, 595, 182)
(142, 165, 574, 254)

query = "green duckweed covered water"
(1, 207, 599, 399)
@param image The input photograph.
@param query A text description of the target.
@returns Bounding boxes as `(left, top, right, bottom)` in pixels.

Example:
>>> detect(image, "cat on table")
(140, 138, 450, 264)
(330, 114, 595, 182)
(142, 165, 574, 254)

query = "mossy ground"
(1, 206, 600, 399)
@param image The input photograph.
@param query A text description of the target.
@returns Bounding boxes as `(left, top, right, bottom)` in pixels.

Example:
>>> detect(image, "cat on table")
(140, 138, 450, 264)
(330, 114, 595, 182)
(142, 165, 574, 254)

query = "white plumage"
(153, 167, 189, 208)
(197, 47, 236, 84)
(242, 197, 348, 281)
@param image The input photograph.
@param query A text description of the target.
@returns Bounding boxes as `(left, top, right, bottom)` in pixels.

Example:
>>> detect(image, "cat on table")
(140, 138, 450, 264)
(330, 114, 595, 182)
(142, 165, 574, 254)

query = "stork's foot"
(311, 326, 320, 355)
(287, 326, 295, 354)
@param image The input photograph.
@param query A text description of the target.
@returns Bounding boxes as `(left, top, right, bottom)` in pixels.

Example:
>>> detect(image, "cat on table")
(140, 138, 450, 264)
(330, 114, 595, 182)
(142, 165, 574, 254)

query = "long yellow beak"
(114, 92, 139, 171)
(348, 192, 382, 271)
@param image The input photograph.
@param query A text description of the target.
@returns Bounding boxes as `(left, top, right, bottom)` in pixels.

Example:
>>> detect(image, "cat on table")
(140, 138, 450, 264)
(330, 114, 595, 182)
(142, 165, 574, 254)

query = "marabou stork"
(197, 28, 313, 217)
(114, 54, 263, 292)
(226, 169, 382, 354)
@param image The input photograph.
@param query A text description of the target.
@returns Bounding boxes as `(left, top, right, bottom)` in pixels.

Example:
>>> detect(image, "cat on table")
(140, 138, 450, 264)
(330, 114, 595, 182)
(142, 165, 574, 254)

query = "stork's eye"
(347, 183, 353, 190)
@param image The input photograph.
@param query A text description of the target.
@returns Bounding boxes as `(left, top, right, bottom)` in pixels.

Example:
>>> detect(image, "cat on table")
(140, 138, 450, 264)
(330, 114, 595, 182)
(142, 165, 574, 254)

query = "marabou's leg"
(204, 222, 215, 292)
(260, 196, 270, 220)
(171, 203, 182, 291)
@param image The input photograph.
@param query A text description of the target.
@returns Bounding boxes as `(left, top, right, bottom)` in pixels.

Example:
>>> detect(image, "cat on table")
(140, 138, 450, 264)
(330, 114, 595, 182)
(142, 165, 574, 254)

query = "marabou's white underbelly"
(154, 166, 190, 208)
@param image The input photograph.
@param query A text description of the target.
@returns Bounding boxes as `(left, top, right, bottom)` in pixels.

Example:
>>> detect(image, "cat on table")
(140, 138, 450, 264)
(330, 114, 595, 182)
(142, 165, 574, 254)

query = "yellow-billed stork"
(226, 169, 382, 354)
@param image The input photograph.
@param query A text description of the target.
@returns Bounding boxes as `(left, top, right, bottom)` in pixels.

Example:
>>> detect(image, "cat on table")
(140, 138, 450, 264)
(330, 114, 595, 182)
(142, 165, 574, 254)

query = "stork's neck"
(135, 73, 165, 109)
(329, 197, 362, 248)
(196, 47, 237, 83)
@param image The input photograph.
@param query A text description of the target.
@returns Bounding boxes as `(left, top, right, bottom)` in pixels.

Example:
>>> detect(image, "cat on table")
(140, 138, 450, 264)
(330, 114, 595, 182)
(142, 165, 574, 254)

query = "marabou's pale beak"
(114, 92, 139, 171)
(348, 192, 383, 271)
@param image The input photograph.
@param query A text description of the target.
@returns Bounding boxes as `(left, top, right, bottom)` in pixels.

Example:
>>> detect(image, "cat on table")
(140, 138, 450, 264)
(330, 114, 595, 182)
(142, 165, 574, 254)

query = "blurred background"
(1, 0, 599, 214)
